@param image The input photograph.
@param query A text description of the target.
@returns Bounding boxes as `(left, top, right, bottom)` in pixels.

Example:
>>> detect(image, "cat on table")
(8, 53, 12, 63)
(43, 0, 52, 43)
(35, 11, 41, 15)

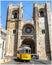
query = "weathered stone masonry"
(6, 2, 52, 60)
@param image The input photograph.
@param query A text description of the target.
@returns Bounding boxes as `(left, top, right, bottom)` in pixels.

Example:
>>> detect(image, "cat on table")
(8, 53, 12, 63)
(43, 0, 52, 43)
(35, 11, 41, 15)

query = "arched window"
(39, 8, 44, 17)
(40, 11, 44, 17)
(12, 10, 18, 19)
(14, 12, 17, 18)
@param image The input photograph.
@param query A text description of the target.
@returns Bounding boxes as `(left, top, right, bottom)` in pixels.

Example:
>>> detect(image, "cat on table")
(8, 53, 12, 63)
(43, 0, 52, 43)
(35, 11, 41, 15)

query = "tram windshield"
(18, 46, 31, 54)
(24, 47, 31, 53)
(25, 49, 31, 53)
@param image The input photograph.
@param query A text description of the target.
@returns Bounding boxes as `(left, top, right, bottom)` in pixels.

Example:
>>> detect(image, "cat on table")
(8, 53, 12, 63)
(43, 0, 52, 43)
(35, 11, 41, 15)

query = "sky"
(0, 0, 52, 29)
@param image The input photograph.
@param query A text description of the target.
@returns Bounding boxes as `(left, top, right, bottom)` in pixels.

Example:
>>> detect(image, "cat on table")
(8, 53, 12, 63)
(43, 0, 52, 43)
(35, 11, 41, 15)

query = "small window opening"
(13, 29, 16, 34)
(42, 30, 45, 34)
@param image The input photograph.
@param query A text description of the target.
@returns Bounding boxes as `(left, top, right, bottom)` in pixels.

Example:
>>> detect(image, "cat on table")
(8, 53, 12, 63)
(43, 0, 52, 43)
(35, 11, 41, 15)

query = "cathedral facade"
(6, 2, 52, 60)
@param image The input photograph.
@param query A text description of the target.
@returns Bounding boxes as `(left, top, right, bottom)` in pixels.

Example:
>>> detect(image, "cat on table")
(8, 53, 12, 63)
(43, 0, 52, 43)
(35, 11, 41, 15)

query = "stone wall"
(6, 2, 51, 60)
(33, 3, 51, 60)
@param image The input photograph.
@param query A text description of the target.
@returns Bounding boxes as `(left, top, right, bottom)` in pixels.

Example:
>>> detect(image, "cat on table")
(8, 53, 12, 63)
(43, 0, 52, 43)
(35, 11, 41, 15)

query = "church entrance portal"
(22, 38, 36, 53)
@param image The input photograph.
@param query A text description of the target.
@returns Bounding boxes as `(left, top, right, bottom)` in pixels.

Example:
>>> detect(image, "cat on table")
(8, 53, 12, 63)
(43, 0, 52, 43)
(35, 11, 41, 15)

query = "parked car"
(31, 54, 39, 59)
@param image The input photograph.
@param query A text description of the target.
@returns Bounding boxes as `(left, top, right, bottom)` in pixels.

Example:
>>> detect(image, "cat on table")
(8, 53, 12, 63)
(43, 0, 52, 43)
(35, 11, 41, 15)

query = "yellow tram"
(17, 45, 31, 61)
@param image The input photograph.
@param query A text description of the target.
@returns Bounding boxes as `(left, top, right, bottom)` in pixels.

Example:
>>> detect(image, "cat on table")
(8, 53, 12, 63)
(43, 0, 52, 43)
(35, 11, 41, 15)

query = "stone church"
(6, 2, 52, 60)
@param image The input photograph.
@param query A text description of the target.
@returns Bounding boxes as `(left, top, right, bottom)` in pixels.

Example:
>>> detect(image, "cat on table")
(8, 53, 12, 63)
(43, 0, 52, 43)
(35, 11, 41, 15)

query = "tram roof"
(17, 46, 31, 51)
(22, 46, 31, 50)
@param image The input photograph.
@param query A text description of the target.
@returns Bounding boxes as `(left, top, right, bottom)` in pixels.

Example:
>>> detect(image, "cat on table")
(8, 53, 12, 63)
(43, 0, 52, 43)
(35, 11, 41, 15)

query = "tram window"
(29, 50, 31, 53)
(26, 49, 28, 53)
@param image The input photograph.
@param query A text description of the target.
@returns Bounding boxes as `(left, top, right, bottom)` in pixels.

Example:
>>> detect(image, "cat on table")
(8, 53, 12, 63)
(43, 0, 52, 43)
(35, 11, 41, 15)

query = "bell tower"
(33, 2, 51, 60)
(6, 3, 23, 56)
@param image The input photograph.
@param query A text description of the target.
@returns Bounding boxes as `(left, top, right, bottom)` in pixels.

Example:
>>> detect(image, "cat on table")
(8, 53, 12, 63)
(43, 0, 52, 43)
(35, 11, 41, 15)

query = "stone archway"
(22, 38, 36, 53)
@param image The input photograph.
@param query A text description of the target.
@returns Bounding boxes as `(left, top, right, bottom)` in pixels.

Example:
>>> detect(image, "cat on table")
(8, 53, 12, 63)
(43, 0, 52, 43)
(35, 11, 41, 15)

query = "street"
(1, 57, 51, 65)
